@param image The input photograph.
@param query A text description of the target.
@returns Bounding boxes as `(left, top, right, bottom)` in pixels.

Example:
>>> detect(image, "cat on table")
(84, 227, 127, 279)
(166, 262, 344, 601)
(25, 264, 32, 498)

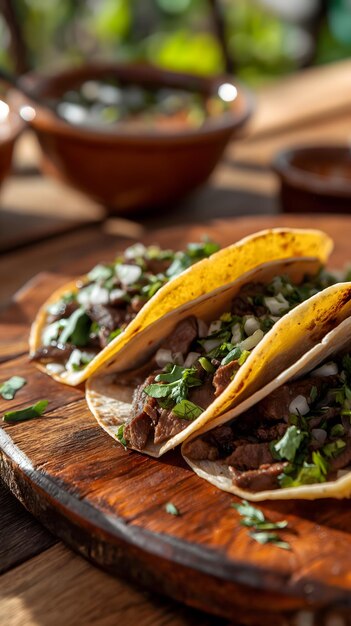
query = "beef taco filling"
(31, 240, 219, 375)
(184, 354, 351, 493)
(119, 269, 339, 451)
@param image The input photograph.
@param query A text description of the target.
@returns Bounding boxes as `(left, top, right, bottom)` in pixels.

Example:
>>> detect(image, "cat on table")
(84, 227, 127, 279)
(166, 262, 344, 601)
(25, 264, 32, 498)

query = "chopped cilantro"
(116, 424, 127, 447)
(238, 350, 251, 366)
(3, 400, 49, 423)
(165, 502, 180, 516)
(323, 439, 346, 458)
(330, 423, 345, 438)
(0, 376, 26, 400)
(108, 328, 122, 343)
(232, 500, 290, 550)
(271, 425, 306, 462)
(221, 346, 242, 366)
(145, 365, 202, 407)
(279, 451, 328, 488)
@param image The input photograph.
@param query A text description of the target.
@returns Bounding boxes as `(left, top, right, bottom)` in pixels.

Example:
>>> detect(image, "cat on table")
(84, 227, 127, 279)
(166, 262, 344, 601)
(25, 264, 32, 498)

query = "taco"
(86, 255, 350, 457)
(182, 312, 351, 501)
(29, 228, 331, 386)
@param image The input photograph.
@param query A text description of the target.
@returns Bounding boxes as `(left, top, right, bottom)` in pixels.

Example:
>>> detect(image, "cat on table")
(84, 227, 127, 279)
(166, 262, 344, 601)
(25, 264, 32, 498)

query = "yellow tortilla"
(30, 228, 332, 386)
(86, 257, 350, 457)
(182, 314, 351, 500)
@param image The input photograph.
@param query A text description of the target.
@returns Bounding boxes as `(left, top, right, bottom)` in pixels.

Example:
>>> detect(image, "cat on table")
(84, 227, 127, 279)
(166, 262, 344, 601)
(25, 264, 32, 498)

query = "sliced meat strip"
(226, 442, 275, 471)
(213, 360, 240, 397)
(87, 304, 127, 348)
(230, 462, 288, 492)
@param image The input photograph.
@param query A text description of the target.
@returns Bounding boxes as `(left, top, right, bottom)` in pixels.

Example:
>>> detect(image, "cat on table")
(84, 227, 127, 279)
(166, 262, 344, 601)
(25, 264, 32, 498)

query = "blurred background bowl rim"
(273, 144, 351, 197)
(15, 61, 254, 144)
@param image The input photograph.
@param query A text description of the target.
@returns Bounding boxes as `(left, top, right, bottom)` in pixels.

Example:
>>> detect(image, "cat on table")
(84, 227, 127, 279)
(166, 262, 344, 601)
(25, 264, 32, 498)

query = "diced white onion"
(311, 429, 327, 445)
(90, 284, 109, 305)
(311, 362, 338, 377)
(202, 338, 222, 353)
(66, 349, 84, 372)
(66, 349, 94, 372)
(208, 320, 222, 335)
(109, 288, 125, 302)
(197, 319, 208, 338)
(124, 243, 146, 260)
(46, 363, 65, 375)
(77, 286, 93, 306)
(155, 349, 173, 368)
(244, 316, 260, 336)
(184, 352, 200, 368)
(231, 322, 242, 344)
(42, 320, 67, 346)
(264, 293, 290, 315)
(289, 395, 310, 416)
(240, 329, 264, 351)
(116, 264, 142, 285)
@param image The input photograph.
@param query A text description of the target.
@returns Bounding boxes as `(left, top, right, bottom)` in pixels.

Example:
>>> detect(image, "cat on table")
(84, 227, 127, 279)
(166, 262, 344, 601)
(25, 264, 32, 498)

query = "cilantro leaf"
(3, 400, 49, 423)
(272, 425, 306, 462)
(0, 376, 27, 400)
(249, 531, 291, 550)
(58, 308, 91, 346)
(172, 400, 203, 420)
(165, 502, 180, 516)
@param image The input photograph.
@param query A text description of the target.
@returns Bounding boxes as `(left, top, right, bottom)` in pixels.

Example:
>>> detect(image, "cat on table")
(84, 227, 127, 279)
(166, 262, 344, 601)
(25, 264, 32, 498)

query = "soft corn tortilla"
(182, 314, 351, 501)
(86, 257, 351, 457)
(30, 228, 332, 386)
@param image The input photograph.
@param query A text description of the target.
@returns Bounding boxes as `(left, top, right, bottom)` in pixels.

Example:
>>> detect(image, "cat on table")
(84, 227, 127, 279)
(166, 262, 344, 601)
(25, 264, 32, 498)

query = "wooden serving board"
(2, 215, 351, 626)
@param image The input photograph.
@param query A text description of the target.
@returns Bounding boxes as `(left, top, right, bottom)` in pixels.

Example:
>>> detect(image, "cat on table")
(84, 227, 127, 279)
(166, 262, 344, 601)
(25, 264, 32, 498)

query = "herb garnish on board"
(232, 500, 290, 550)
(3, 400, 49, 423)
(0, 376, 27, 400)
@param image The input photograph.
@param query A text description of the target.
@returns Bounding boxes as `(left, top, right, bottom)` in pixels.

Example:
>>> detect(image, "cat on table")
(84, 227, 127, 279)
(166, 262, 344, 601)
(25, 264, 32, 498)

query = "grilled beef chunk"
(255, 422, 287, 442)
(182, 438, 219, 461)
(231, 283, 267, 317)
(87, 304, 127, 348)
(230, 462, 288, 492)
(213, 360, 240, 397)
(154, 410, 188, 444)
(31, 343, 75, 363)
(226, 442, 275, 470)
(165, 316, 198, 354)
(258, 376, 335, 421)
(188, 378, 215, 410)
(124, 413, 152, 450)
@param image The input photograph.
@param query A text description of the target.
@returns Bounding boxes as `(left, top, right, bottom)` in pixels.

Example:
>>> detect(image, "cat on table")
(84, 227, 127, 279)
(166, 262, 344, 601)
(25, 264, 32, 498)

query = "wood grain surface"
(2, 216, 351, 625)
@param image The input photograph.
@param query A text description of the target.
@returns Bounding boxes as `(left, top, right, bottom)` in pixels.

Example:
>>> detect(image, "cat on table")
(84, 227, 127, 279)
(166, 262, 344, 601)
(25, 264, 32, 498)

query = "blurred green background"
(1, 0, 351, 86)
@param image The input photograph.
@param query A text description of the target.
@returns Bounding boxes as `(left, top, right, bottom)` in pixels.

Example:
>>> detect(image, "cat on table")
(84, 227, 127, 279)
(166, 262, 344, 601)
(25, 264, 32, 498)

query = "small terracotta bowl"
(273, 145, 351, 214)
(12, 63, 253, 214)
(0, 98, 24, 189)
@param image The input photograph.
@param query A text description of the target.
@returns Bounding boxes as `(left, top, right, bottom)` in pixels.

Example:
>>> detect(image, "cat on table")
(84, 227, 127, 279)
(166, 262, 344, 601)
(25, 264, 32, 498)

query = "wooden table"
(2, 60, 351, 626)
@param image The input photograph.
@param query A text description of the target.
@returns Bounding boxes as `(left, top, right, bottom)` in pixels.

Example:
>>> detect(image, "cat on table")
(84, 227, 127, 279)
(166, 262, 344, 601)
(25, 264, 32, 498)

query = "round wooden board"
(2, 214, 351, 626)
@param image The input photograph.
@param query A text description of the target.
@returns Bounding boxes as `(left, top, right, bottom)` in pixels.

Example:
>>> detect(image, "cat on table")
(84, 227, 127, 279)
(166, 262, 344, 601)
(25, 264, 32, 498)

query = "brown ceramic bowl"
(13, 63, 253, 214)
(273, 145, 351, 214)
(0, 98, 24, 189)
